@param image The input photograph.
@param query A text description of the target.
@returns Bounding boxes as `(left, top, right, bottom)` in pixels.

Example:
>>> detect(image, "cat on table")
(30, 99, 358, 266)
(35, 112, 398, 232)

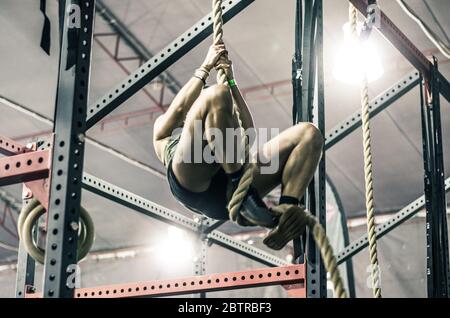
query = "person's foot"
(240, 187, 279, 228)
(263, 204, 308, 250)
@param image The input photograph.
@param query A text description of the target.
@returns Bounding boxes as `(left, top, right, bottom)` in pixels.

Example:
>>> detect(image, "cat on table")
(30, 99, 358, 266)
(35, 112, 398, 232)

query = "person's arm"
(215, 56, 254, 130)
(154, 44, 227, 141)
(153, 77, 203, 141)
(229, 82, 254, 130)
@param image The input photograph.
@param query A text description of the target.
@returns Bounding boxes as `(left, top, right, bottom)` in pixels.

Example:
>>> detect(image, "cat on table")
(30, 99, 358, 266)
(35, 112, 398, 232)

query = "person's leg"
(172, 84, 242, 193)
(252, 122, 324, 201)
(249, 123, 323, 249)
(202, 85, 242, 174)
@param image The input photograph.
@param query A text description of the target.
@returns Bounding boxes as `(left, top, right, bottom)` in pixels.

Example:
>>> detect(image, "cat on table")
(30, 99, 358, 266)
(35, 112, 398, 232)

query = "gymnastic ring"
(29, 210, 88, 257)
(21, 203, 94, 264)
(20, 201, 94, 264)
(17, 198, 40, 242)
(17, 199, 86, 258)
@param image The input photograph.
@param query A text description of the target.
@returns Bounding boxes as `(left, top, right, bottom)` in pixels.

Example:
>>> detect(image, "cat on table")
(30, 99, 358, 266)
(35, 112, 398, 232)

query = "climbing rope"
(212, 0, 257, 225)
(212, 0, 346, 297)
(271, 204, 347, 298)
(349, 4, 382, 298)
(17, 198, 95, 264)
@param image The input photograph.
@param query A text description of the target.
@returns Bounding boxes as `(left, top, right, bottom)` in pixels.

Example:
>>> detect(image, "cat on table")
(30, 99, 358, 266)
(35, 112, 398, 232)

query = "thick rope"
(271, 205, 347, 298)
(212, 0, 346, 298)
(349, 4, 382, 298)
(212, 0, 257, 224)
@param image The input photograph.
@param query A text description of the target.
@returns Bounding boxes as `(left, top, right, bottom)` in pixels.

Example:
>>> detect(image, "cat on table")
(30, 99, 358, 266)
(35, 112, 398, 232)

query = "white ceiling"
(0, 0, 449, 260)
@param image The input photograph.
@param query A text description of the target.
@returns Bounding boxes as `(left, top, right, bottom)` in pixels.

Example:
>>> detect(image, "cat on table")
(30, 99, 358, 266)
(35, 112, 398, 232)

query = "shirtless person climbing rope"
(153, 44, 323, 250)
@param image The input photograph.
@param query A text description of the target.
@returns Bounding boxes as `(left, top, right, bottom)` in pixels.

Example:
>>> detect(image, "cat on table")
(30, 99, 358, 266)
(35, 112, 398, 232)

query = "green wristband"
(228, 79, 237, 87)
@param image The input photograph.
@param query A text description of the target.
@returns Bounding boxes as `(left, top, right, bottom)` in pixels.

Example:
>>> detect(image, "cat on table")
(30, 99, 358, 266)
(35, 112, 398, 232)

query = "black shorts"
(167, 161, 229, 220)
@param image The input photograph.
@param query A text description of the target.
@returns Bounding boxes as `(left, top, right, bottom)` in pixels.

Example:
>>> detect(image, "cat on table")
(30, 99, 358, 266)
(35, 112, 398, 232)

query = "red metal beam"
(241, 79, 291, 95)
(0, 135, 30, 156)
(0, 150, 50, 186)
(0, 136, 52, 209)
(350, 0, 430, 76)
(25, 264, 306, 298)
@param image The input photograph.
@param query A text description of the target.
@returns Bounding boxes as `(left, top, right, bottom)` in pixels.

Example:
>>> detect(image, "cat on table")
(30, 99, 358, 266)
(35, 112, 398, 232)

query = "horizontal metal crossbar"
(86, 0, 255, 130)
(0, 150, 50, 186)
(337, 177, 450, 265)
(325, 71, 420, 150)
(0, 135, 30, 156)
(81, 173, 288, 267)
(25, 264, 305, 298)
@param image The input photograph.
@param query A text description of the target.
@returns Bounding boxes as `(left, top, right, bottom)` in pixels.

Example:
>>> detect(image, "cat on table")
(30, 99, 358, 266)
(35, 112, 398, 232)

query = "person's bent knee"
(210, 84, 232, 100)
(300, 123, 324, 151)
(204, 85, 233, 114)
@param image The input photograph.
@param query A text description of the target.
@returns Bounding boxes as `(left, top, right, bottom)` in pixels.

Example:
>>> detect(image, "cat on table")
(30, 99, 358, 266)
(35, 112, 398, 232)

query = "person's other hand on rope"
(202, 44, 227, 72)
(215, 54, 235, 81)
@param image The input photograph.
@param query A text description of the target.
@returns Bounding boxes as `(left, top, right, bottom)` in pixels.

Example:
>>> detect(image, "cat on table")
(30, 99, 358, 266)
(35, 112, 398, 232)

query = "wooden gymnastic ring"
(19, 200, 94, 264)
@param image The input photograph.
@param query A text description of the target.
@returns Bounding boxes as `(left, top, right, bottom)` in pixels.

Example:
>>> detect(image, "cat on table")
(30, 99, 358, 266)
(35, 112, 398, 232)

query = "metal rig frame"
(0, 0, 448, 298)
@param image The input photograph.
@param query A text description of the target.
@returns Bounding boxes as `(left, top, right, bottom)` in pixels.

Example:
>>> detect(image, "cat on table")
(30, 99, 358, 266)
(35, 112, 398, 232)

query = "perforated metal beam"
(420, 63, 449, 297)
(0, 150, 50, 186)
(81, 173, 288, 267)
(337, 177, 450, 265)
(82, 173, 199, 232)
(207, 231, 289, 267)
(297, 0, 327, 298)
(325, 71, 420, 150)
(86, 0, 255, 130)
(25, 264, 305, 298)
(0, 135, 30, 156)
(42, 0, 96, 298)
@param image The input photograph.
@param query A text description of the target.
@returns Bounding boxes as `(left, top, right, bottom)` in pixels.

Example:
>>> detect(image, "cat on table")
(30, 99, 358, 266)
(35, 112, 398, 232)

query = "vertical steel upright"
(42, 0, 96, 298)
(292, 0, 303, 126)
(293, 0, 327, 298)
(309, 0, 327, 298)
(420, 58, 450, 298)
(15, 196, 36, 298)
(292, 0, 305, 264)
(193, 217, 208, 298)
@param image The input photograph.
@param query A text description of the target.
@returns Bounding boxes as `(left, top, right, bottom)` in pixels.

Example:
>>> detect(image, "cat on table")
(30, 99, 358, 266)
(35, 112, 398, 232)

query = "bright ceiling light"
(156, 226, 194, 267)
(333, 23, 384, 85)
